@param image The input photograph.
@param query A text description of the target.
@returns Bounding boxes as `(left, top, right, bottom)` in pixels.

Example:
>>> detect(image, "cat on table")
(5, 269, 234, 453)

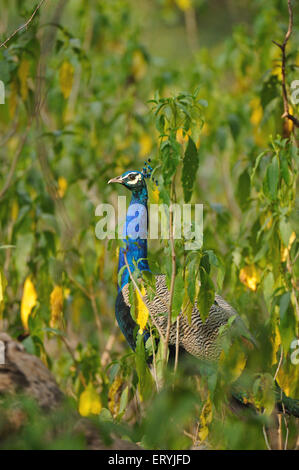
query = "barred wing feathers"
(121, 275, 255, 361)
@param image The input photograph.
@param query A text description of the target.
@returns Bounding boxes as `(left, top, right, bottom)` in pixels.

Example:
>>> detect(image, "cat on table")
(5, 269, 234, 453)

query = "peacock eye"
(128, 174, 136, 180)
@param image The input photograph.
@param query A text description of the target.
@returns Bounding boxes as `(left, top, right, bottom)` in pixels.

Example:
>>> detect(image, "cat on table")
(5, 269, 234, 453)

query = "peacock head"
(108, 170, 146, 192)
(108, 159, 154, 193)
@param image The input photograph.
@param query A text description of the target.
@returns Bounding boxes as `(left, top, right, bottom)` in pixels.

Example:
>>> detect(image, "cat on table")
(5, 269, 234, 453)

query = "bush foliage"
(0, 0, 298, 450)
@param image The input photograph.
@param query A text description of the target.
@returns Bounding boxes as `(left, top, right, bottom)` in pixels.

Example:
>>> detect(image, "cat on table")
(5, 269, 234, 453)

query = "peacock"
(108, 166, 299, 418)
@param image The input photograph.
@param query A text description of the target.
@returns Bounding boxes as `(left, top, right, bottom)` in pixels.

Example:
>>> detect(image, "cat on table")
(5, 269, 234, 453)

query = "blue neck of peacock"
(118, 186, 150, 290)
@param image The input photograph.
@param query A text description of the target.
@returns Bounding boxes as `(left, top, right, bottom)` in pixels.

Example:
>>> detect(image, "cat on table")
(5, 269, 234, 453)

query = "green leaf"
(279, 292, 296, 353)
(228, 113, 240, 141)
(161, 137, 180, 185)
(186, 256, 198, 303)
(265, 156, 279, 200)
(263, 272, 274, 311)
(135, 334, 153, 401)
(118, 386, 129, 416)
(251, 151, 266, 182)
(200, 252, 211, 274)
(279, 292, 290, 321)
(279, 218, 293, 246)
(172, 273, 185, 320)
(235, 169, 250, 209)
(155, 339, 168, 383)
(280, 157, 290, 185)
(155, 114, 165, 134)
(181, 137, 199, 202)
(14, 233, 34, 280)
(260, 75, 279, 109)
(197, 268, 215, 323)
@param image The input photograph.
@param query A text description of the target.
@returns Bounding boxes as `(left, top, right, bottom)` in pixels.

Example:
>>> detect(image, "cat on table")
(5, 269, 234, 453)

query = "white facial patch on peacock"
(126, 173, 142, 185)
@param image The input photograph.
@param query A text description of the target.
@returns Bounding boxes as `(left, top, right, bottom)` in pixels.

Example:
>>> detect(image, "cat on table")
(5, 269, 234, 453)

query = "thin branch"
(89, 291, 103, 332)
(0, 0, 47, 49)
(123, 251, 166, 342)
(273, 346, 284, 381)
(164, 178, 177, 362)
(68, 274, 89, 297)
(149, 326, 159, 392)
(101, 321, 119, 367)
(68, 273, 102, 335)
(68, 275, 103, 332)
(262, 425, 272, 450)
(60, 335, 87, 388)
(284, 113, 299, 128)
(282, 409, 289, 450)
(272, 0, 299, 130)
(174, 316, 180, 374)
(273, 347, 289, 449)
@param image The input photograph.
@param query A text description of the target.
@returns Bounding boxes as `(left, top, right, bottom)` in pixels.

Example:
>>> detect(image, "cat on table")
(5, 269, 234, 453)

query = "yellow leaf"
(108, 375, 123, 417)
(176, 127, 190, 145)
(175, 0, 192, 11)
(79, 383, 102, 417)
(259, 211, 273, 230)
(132, 50, 147, 81)
(57, 176, 68, 198)
(219, 342, 247, 382)
(250, 97, 263, 126)
(276, 359, 299, 397)
(231, 351, 247, 381)
(271, 324, 281, 366)
(201, 122, 210, 136)
(50, 285, 64, 329)
(285, 105, 293, 134)
(135, 285, 149, 334)
(148, 184, 160, 204)
(11, 200, 19, 222)
(21, 277, 37, 331)
(239, 265, 260, 291)
(18, 58, 30, 101)
(64, 288, 71, 299)
(198, 425, 209, 442)
(139, 134, 152, 157)
(281, 231, 296, 262)
(288, 231, 296, 247)
(198, 395, 212, 442)
(59, 61, 74, 99)
(272, 56, 282, 81)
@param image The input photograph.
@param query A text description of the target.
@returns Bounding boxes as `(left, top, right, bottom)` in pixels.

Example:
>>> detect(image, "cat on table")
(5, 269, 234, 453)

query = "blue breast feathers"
(118, 188, 150, 290)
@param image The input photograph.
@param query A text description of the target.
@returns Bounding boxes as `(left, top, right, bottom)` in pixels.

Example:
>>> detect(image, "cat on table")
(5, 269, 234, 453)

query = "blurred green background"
(0, 0, 298, 450)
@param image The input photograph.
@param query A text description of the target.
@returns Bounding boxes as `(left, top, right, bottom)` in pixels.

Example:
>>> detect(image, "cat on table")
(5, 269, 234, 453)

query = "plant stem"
(164, 176, 177, 364)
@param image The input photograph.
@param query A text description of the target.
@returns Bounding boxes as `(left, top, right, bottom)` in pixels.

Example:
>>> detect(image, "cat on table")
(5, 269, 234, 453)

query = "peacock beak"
(108, 176, 123, 184)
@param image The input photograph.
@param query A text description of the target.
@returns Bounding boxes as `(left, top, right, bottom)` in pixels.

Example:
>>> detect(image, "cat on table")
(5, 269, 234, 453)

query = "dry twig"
(272, 0, 299, 129)
(0, 0, 48, 49)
